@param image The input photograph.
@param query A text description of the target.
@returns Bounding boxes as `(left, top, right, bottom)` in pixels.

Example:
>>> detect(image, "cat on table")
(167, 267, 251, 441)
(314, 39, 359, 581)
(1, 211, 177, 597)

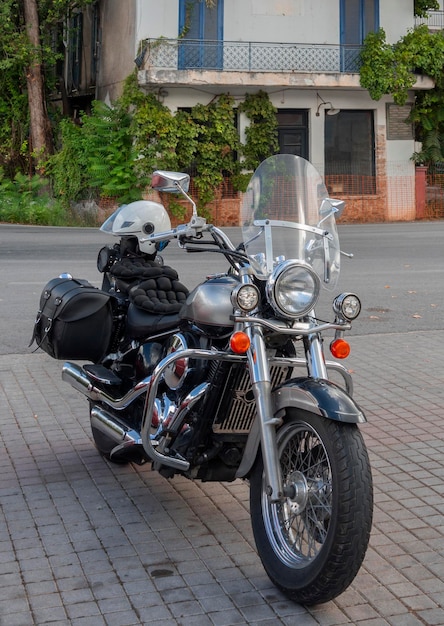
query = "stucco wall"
(97, 0, 138, 103)
(381, 0, 415, 42)
(223, 0, 339, 44)
(133, 0, 417, 47)
(137, 0, 179, 39)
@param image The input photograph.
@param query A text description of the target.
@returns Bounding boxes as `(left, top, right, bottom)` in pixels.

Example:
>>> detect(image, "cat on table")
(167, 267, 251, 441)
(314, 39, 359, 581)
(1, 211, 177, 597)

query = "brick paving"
(1, 329, 444, 625)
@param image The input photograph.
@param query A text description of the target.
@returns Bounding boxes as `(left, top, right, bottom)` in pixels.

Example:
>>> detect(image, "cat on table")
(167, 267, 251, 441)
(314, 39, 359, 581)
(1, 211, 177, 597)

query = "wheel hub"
(284, 470, 309, 514)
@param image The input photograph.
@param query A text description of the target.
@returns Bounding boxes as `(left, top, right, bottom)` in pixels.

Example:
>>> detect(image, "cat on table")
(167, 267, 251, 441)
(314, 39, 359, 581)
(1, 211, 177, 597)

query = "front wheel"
(250, 411, 373, 605)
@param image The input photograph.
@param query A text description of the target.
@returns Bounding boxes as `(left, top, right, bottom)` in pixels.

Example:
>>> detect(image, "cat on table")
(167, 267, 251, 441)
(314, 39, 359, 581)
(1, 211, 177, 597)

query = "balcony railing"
(143, 39, 363, 74)
(415, 10, 444, 30)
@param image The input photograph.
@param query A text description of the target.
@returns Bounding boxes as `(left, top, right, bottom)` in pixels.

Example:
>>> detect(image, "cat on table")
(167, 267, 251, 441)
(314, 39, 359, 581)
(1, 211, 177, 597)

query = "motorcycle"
(31, 154, 373, 605)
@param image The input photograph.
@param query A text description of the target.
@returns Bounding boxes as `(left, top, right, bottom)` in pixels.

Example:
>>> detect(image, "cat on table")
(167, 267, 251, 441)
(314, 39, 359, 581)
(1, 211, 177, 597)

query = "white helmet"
(100, 200, 171, 254)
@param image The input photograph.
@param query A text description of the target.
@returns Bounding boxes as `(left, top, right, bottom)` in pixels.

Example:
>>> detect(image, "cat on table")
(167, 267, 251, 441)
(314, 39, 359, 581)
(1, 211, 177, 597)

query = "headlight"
(231, 283, 260, 312)
(333, 293, 361, 321)
(266, 261, 320, 319)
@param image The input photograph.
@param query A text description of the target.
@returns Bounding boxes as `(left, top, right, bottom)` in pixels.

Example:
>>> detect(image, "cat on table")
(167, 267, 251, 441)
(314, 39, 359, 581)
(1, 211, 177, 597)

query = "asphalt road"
(1, 221, 444, 355)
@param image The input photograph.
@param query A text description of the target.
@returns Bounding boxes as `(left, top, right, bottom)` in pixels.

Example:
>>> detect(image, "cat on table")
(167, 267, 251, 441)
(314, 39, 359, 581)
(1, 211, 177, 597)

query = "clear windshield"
(241, 154, 341, 290)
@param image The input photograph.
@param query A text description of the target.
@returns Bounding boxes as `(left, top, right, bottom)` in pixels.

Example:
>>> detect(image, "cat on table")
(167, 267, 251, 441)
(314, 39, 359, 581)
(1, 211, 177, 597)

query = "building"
(60, 0, 437, 224)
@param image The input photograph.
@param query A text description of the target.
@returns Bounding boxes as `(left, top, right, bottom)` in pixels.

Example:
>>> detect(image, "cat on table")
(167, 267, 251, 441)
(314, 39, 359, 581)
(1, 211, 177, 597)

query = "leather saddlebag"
(30, 276, 113, 361)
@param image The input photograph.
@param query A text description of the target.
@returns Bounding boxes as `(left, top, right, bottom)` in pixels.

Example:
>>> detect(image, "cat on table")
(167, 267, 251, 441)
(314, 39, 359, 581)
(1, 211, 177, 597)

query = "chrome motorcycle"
(32, 154, 373, 605)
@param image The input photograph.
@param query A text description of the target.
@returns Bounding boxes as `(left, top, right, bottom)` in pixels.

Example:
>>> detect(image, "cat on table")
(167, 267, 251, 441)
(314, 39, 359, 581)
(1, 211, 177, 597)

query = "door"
(277, 110, 309, 159)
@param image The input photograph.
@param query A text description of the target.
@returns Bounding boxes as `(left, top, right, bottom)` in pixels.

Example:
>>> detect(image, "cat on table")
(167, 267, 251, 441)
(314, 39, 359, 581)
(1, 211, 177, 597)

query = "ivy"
(360, 23, 444, 165)
(360, 26, 444, 105)
(239, 91, 279, 173)
(47, 79, 280, 215)
(414, 0, 439, 18)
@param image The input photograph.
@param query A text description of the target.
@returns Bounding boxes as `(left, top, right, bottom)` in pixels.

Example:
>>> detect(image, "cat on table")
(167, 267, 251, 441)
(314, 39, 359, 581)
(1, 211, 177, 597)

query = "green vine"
(239, 90, 279, 175)
(360, 23, 444, 165)
(414, 0, 439, 18)
(360, 26, 444, 105)
(48, 71, 279, 216)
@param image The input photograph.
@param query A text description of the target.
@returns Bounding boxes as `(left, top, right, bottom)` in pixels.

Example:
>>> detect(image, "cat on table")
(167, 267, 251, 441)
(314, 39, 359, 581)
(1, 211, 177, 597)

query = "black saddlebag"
(30, 276, 113, 361)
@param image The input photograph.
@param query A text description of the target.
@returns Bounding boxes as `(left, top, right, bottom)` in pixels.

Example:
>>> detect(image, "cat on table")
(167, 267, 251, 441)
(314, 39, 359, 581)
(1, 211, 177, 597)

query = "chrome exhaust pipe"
(90, 405, 145, 464)
(61, 361, 150, 409)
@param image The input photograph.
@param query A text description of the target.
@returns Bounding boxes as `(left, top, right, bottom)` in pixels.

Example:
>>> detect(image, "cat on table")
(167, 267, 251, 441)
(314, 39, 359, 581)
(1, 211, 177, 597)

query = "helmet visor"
(100, 205, 127, 234)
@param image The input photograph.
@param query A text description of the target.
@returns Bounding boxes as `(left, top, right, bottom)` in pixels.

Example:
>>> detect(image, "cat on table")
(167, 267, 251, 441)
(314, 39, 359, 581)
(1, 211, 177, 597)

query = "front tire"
(250, 411, 373, 605)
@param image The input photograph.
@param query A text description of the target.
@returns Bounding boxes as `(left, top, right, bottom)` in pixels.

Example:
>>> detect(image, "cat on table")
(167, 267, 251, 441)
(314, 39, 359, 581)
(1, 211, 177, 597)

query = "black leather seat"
(125, 303, 182, 337)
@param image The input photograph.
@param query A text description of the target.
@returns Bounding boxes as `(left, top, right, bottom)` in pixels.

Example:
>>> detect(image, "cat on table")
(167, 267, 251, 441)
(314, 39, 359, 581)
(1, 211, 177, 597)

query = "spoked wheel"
(250, 411, 373, 605)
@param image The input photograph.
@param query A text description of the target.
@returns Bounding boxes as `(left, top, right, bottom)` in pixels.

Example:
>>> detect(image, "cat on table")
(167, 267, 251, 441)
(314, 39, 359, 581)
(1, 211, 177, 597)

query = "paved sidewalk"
(1, 330, 444, 626)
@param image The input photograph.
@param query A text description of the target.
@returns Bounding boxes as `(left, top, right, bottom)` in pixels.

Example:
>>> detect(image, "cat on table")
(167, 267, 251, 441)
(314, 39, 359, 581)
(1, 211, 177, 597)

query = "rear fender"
(235, 377, 365, 479)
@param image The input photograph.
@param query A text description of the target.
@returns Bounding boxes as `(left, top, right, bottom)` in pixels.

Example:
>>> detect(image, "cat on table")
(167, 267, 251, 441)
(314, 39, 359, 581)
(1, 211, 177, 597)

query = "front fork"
(248, 325, 286, 503)
(247, 320, 326, 503)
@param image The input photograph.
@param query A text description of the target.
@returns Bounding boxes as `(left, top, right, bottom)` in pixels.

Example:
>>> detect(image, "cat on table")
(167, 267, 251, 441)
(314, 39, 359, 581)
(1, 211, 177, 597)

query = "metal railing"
(415, 10, 444, 30)
(144, 39, 363, 74)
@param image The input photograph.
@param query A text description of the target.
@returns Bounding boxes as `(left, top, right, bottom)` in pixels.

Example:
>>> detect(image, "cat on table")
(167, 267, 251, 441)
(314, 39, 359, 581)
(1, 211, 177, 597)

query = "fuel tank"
(179, 274, 239, 336)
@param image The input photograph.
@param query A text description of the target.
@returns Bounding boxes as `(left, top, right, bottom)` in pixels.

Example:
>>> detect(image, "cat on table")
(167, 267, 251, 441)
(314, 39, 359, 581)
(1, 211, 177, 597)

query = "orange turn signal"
(230, 331, 251, 354)
(330, 338, 351, 359)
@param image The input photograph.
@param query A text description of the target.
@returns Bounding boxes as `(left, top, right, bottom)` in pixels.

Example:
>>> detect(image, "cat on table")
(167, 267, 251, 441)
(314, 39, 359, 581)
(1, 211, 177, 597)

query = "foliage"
(49, 99, 146, 205)
(0, 168, 66, 225)
(0, 0, 95, 177)
(45, 77, 279, 216)
(0, 0, 30, 176)
(360, 26, 444, 105)
(360, 24, 444, 165)
(239, 91, 279, 174)
(180, 95, 241, 209)
(48, 118, 87, 206)
(410, 87, 444, 163)
(81, 101, 145, 202)
(414, 0, 439, 18)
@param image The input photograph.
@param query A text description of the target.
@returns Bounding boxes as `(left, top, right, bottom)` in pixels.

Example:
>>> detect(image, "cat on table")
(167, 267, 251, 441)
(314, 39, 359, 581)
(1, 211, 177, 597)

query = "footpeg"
(83, 364, 122, 386)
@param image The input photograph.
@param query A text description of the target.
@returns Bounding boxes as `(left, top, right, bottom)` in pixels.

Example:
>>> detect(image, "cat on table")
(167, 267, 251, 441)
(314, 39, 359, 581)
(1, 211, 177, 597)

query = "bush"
(0, 169, 67, 225)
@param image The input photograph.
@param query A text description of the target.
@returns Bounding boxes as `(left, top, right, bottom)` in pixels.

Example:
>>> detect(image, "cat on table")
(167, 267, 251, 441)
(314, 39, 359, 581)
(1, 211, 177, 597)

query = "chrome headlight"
(266, 261, 320, 319)
(333, 293, 361, 321)
(231, 283, 260, 312)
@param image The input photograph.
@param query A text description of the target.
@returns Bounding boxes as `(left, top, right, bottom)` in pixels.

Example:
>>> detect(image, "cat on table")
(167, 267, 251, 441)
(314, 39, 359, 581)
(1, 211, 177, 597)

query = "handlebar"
(139, 216, 210, 246)
(139, 217, 238, 253)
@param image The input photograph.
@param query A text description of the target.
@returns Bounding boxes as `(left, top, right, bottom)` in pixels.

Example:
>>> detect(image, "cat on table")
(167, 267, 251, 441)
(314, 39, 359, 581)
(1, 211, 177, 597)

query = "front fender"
(235, 377, 365, 479)
(274, 377, 366, 424)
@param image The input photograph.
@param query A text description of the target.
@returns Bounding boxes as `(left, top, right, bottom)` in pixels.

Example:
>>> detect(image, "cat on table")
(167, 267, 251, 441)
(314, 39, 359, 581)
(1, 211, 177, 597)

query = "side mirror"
(319, 198, 346, 219)
(326, 198, 345, 218)
(151, 170, 190, 193)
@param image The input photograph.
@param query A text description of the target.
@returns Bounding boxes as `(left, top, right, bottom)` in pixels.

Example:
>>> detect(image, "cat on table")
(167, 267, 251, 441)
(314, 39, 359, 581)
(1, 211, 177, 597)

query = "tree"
(0, 0, 93, 176)
(23, 0, 53, 171)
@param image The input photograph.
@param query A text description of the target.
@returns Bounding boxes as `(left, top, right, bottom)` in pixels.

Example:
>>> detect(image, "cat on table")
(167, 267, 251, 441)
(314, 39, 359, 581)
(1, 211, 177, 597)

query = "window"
(67, 12, 83, 92)
(178, 0, 224, 69)
(340, 0, 379, 70)
(341, 0, 379, 44)
(324, 110, 376, 195)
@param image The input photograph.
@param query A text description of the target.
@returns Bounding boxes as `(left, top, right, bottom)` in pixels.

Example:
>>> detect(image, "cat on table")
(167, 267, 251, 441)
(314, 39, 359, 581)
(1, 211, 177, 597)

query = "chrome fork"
(247, 324, 285, 503)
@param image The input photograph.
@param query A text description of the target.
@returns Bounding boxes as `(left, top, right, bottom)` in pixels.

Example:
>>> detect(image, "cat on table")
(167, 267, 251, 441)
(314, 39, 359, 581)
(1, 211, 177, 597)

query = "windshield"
(241, 154, 341, 290)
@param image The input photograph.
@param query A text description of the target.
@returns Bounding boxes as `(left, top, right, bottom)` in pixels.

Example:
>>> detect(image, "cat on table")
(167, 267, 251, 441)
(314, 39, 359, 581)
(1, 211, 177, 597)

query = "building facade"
(62, 0, 436, 223)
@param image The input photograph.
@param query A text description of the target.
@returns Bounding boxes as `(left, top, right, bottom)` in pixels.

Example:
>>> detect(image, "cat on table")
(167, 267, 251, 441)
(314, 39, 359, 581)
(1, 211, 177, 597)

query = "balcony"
(139, 38, 363, 74)
(415, 10, 444, 30)
(137, 38, 434, 92)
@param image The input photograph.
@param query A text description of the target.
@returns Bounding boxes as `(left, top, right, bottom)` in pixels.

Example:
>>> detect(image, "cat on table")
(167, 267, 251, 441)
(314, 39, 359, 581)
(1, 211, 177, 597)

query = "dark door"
(277, 110, 309, 159)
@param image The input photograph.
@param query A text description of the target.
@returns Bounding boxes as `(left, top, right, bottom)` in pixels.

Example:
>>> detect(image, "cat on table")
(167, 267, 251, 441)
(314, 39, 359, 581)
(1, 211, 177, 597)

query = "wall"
(137, 0, 179, 39)
(381, 0, 415, 42)
(223, 0, 339, 44)
(96, 0, 138, 103)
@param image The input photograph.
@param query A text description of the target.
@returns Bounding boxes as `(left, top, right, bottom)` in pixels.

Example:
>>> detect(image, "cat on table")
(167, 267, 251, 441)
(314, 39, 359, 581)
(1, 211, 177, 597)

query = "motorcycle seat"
(126, 302, 182, 337)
